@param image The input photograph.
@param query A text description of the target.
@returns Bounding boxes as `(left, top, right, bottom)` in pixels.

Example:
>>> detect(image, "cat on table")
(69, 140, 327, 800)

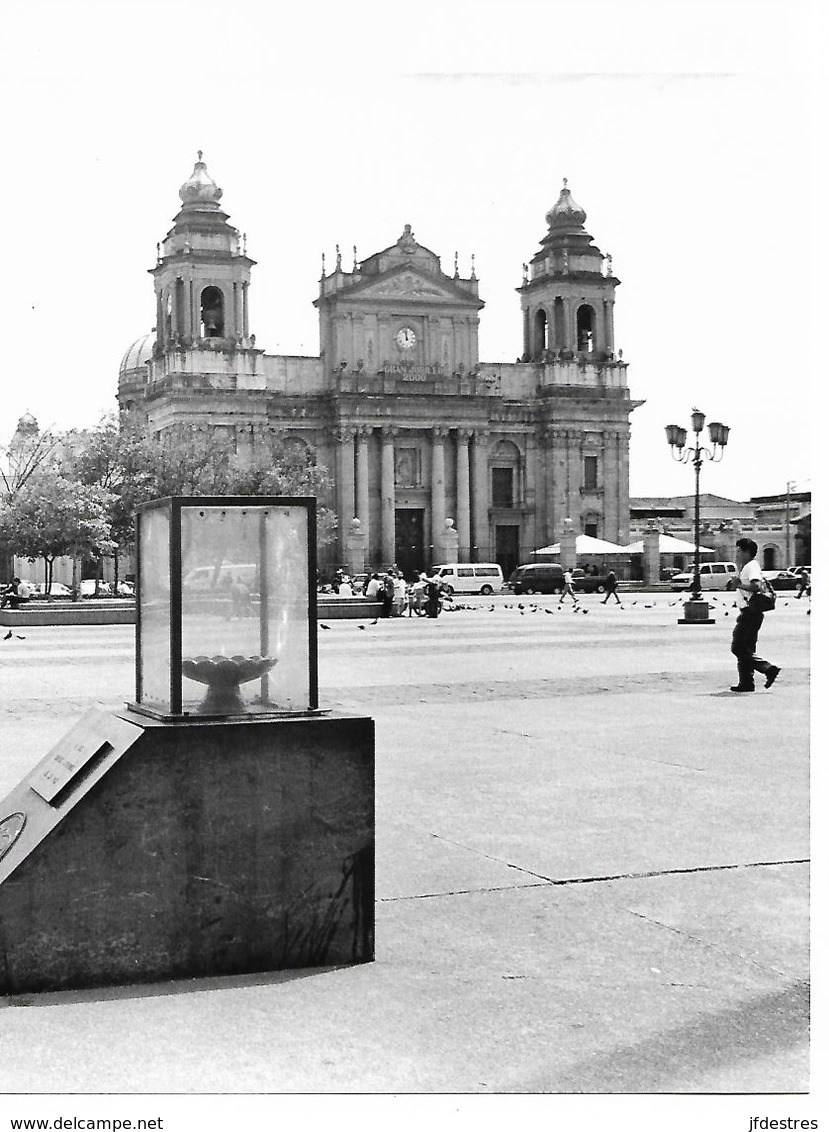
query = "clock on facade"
(396, 327, 417, 350)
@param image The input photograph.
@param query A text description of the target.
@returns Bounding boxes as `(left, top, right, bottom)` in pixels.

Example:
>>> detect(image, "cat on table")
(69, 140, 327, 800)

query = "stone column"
(242, 283, 250, 338)
(380, 426, 397, 566)
(430, 428, 448, 558)
(604, 299, 615, 353)
(455, 429, 472, 561)
(559, 517, 577, 570)
(170, 280, 180, 340)
(602, 429, 617, 541)
(345, 518, 368, 576)
(535, 426, 550, 548)
(356, 426, 371, 550)
(334, 427, 356, 562)
(471, 430, 490, 560)
(617, 426, 630, 544)
(643, 519, 661, 587)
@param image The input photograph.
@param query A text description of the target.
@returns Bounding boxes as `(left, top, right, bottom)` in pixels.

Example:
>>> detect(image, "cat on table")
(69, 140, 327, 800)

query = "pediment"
(346, 268, 482, 307)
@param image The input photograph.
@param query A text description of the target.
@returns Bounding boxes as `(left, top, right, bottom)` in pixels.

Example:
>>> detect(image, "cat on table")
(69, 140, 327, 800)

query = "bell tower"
(518, 180, 619, 363)
(150, 153, 256, 354)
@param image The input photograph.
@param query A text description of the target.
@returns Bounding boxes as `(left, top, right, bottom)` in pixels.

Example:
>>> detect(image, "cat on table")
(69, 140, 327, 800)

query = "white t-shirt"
(17, 581, 32, 599)
(738, 559, 763, 605)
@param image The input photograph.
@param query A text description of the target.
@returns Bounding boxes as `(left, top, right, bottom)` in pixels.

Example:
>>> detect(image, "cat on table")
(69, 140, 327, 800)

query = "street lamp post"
(665, 409, 730, 624)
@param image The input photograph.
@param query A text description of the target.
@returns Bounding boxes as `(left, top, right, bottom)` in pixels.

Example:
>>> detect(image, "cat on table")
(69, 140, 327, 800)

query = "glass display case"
(133, 497, 318, 719)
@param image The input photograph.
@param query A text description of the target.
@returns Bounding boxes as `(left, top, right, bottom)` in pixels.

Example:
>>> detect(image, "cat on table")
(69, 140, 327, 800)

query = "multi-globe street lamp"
(665, 409, 730, 624)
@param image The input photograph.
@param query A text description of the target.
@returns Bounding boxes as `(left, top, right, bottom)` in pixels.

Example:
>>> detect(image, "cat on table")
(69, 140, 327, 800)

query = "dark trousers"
(730, 607, 773, 688)
(602, 589, 621, 604)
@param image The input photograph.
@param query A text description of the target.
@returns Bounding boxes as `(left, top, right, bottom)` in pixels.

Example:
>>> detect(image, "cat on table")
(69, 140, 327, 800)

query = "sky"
(0, 0, 825, 508)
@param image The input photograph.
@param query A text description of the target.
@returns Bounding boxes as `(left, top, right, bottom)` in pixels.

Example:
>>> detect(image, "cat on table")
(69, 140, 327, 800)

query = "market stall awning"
(623, 534, 716, 554)
(533, 534, 628, 556)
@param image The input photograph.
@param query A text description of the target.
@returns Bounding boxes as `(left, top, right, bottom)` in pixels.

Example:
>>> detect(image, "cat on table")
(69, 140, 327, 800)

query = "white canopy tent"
(533, 534, 628, 556)
(623, 534, 715, 555)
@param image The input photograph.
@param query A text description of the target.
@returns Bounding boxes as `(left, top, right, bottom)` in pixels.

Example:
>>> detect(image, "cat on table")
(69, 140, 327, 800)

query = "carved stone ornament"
(366, 273, 447, 299)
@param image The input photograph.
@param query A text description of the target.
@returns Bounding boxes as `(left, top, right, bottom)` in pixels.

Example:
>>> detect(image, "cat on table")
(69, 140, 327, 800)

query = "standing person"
(424, 573, 442, 618)
(729, 537, 781, 693)
(380, 573, 395, 618)
(558, 568, 578, 606)
(601, 569, 622, 605)
(392, 571, 407, 616)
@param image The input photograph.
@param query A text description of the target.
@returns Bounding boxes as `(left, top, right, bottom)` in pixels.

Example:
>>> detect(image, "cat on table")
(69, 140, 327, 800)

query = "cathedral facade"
(118, 157, 642, 579)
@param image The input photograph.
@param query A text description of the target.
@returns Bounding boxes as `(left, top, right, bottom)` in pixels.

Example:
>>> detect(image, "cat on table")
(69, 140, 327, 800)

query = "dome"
(15, 411, 39, 435)
(545, 179, 587, 229)
(120, 330, 156, 374)
(179, 151, 223, 206)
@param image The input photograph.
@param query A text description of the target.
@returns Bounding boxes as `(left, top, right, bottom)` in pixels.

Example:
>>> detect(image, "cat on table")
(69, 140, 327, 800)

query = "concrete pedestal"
(0, 706, 374, 995)
(678, 598, 716, 625)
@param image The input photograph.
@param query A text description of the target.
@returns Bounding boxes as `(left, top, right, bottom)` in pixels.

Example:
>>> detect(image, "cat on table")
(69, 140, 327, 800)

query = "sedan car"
(760, 569, 800, 591)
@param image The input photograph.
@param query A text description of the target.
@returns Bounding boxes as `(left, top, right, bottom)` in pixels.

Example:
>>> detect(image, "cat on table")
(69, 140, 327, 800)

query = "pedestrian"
(365, 573, 382, 600)
(794, 567, 810, 599)
(229, 574, 253, 618)
(558, 568, 578, 605)
(380, 573, 395, 618)
(392, 571, 407, 616)
(729, 537, 780, 693)
(601, 569, 622, 604)
(0, 577, 32, 610)
(424, 573, 442, 618)
(337, 575, 354, 597)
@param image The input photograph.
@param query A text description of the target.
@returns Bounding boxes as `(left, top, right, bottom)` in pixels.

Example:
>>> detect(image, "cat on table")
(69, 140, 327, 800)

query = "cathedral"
(118, 156, 642, 579)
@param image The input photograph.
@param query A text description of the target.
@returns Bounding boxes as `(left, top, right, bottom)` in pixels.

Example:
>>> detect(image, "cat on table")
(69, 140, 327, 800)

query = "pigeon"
(320, 623, 331, 630)
(488, 605, 495, 612)
(582, 608, 589, 614)
(2, 631, 11, 641)
(16, 635, 26, 640)
(545, 608, 553, 614)
(370, 618, 379, 625)
(358, 624, 366, 630)
(517, 603, 525, 610)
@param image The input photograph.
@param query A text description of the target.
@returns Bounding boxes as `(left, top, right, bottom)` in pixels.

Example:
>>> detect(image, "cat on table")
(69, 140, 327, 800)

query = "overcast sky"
(1, 0, 824, 504)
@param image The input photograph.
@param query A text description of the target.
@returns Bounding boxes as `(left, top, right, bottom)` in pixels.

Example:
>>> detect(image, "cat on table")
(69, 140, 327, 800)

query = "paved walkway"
(0, 593, 815, 1119)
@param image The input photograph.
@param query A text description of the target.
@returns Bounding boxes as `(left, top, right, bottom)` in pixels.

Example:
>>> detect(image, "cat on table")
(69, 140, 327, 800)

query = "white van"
(433, 563, 504, 595)
(669, 562, 738, 591)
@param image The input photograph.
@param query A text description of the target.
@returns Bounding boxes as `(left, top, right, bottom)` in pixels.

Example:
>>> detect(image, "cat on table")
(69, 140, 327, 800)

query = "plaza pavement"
(0, 591, 812, 1098)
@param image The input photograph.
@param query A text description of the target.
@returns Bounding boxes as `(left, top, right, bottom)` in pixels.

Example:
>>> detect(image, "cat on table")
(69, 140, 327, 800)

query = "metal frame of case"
(133, 496, 319, 719)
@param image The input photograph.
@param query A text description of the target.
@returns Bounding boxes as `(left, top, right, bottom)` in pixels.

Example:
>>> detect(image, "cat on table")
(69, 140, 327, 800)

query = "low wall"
(2, 598, 384, 627)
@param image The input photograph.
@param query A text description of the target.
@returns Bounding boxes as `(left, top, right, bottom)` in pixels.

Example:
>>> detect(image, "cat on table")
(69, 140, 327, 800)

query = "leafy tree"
(0, 476, 115, 595)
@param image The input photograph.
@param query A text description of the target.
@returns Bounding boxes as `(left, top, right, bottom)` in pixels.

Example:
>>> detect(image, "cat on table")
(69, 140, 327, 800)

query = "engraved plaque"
(28, 723, 112, 805)
(0, 813, 26, 862)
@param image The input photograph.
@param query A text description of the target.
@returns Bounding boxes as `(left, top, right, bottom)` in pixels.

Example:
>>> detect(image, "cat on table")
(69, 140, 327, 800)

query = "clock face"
(396, 327, 417, 350)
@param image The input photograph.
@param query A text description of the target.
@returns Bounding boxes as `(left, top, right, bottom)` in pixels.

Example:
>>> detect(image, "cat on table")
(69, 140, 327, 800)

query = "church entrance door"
(495, 524, 520, 582)
(395, 509, 425, 580)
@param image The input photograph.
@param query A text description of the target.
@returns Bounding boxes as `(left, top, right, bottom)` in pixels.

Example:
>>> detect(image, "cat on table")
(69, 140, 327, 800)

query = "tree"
(0, 476, 115, 595)
(70, 416, 338, 575)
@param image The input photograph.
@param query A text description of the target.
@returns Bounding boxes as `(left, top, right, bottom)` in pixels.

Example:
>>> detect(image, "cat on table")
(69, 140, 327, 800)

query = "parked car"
(571, 568, 606, 594)
(32, 582, 73, 598)
(670, 562, 738, 591)
(79, 579, 113, 597)
(509, 563, 566, 595)
(760, 569, 800, 591)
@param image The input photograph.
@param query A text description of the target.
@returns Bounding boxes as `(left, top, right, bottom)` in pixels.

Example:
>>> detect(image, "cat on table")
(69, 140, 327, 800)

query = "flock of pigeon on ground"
(318, 591, 810, 630)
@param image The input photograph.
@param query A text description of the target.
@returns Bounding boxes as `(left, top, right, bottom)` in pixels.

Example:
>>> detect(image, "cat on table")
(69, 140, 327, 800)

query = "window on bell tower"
(534, 309, 548, 357)
(200, 286, 225, 338)
(577, 304, 596, 353)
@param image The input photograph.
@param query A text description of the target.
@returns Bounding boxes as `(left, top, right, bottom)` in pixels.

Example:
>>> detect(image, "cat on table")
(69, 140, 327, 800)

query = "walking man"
(558, 568, 578, 606)
(601, 569, 622, 605)
(729, 537, 780, 693)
